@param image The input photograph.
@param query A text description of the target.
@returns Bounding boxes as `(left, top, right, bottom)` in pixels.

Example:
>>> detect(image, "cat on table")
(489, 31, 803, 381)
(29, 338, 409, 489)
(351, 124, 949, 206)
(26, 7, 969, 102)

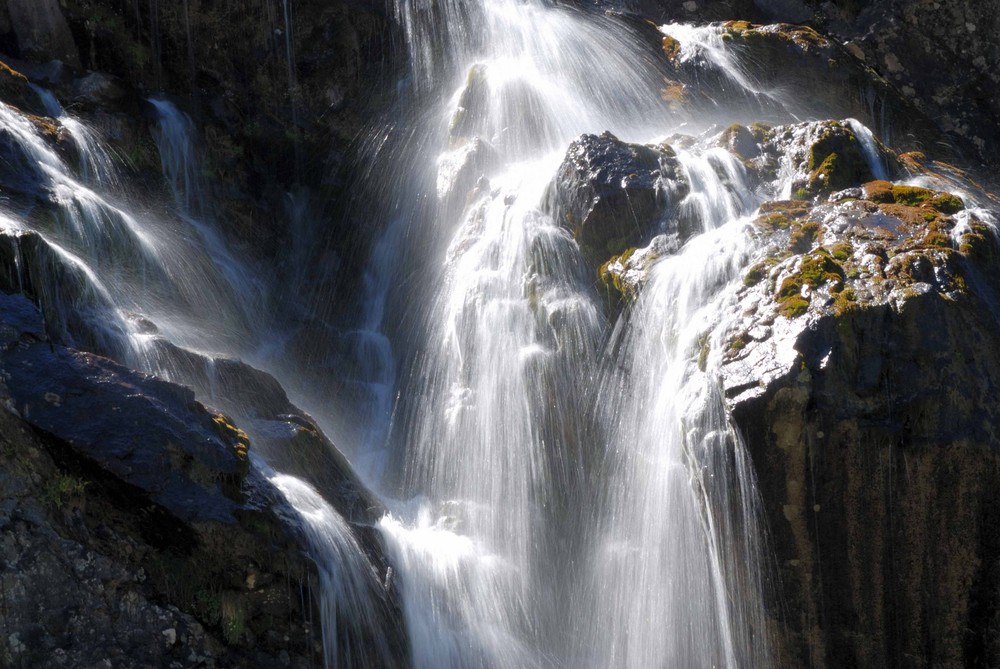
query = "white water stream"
(371, 5, 783, 668)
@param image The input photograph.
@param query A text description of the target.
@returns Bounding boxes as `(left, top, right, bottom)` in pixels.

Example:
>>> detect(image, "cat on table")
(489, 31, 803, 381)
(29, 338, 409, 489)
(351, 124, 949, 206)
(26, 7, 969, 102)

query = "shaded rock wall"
(616, 0, 1000, 177)
(0, 293, 326, 668)
(734, 292, 1000, 668)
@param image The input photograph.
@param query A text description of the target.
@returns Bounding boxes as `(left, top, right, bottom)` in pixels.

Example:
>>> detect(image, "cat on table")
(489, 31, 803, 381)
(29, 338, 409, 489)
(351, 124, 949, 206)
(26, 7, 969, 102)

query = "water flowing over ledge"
(1, 1, 999, 667)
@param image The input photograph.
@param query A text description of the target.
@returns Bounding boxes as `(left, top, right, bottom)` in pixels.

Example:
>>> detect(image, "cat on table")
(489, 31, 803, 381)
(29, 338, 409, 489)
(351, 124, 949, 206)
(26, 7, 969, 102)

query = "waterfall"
(581, 148, 770, 666)
(270, 473, 399, 668)
(0, 92, 399, 667)
(364, 1, 782, 666)
(148, 98, 266, 323)
(4, 2, 957, 665)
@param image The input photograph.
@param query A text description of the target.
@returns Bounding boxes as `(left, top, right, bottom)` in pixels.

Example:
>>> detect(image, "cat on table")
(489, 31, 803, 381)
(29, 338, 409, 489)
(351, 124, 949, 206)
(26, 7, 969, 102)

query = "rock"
(711, 21, 947, 159)
(0, 58, 48, 115)
(719, 123, 762, 160)
(144, 338, 385, 525)
(0, 292, 407, 667)
(729, 119, 897, 201)
(597, 234, 677, 313)
(715, 138, 1000, 665)
(71, 72, 128, 109)
(545, 131, 689, 271)
(5, 0, 80, 67)
(0, 292, 249, 523)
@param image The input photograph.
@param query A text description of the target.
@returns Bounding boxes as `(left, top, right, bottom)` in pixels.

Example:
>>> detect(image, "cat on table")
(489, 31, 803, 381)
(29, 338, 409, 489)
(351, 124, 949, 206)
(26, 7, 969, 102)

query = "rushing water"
(368, 3, 786, 668)
(0, 92, 396, 668)
(1, 2, 957, 667)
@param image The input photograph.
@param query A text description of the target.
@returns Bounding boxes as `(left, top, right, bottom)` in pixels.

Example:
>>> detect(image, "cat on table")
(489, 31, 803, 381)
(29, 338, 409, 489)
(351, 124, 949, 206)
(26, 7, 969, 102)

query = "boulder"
(6, 0, 80, 67)
(545, 131, 689, 271)
(0, 292, 315, 666)
(717, 153, 1000, 665)
(0, 291, 408, 667)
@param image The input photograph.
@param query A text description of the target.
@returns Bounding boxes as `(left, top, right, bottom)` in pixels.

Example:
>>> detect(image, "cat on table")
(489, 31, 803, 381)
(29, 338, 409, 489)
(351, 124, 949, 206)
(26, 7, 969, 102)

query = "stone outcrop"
(2, 0, 81, 67)
(0, 292, 324, 667)
(610, 0, 1000, 177)
(545, 131, 689, 273)
(564, 112, 1000, 666)
(716, 124, 1000, 666)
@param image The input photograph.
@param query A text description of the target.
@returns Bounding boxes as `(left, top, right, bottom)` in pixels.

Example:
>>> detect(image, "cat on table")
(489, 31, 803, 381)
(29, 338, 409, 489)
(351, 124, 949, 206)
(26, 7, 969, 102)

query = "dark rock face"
(732, 292, 1000, 668)
(3, 0, 81, 67)
(0, 293, 250, 524)
(621, 0, 1000, 176)
(0, 293, 326, 667)
(546, 131, 688, 270)
(713, 125, 1000, 665)
(145, 338, 386, 526)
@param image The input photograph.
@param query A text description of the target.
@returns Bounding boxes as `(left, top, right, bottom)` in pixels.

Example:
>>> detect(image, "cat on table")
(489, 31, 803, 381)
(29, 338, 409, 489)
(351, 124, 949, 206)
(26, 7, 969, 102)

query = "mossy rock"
(778, 295, 810, 318)
(805, 134, 871, 196)
(789, 221, 822, 253)
(0, 60, 47, 115)
(597, 246, 644, 310)
(720, 123, 760, 160)
(662, 35, 681, 63)
(862, 180, 964, 214)
(800, 250, 846, 289)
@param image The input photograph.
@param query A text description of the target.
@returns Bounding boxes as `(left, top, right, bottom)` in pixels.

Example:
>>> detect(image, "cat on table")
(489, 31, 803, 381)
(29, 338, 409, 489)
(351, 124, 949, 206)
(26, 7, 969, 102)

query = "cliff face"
(732, 291, 1000, 668)
(619, 0, 1000, 177)
(0, 293, 324, 667)
(553, 93, 1000, 669)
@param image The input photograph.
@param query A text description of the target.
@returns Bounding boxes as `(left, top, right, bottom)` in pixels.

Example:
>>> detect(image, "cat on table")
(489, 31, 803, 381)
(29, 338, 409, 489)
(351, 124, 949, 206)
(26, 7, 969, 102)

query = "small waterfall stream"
(0, 92, 396, 668)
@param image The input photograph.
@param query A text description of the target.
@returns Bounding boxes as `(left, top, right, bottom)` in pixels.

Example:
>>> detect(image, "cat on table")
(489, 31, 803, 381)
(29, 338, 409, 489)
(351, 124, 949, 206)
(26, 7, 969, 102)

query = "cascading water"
(581, 150, 770, 667)
(3, 2, 966, 666)
(0, 91, 397, 668)
(364, 2, 800, 667)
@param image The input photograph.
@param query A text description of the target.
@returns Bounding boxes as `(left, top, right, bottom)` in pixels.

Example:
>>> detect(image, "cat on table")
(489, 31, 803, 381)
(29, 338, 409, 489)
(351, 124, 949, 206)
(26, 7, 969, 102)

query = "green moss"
(743, 261, 771, 287)
(931, 193, 965, 214)
(757, 212, 792, 231)
(832, 286, 858, 315)
(777, 276, 803, 299)
(749, 123, 772, 142)
(863, 180, 964, 215)
(889, 184, 934, 206)
(800, 251, 845, 289)
(41, 475, 88, 507)
(830, 241, 853, 261)
(958, 225, 998, 262)
(789, 221, 822, 253)
(779, 296, 810, 318)
(728, 335, 748, 356)
(923, 231, 952, 248)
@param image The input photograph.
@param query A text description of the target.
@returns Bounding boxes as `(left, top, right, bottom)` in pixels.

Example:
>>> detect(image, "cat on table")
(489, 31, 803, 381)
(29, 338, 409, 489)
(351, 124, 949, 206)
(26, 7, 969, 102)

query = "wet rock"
(145, 338, 385, 525)
(712, 21, 947, 159)
(732, 119, 898, 200)
(545, 131, 689, 271)
(0, 293, 249, 523)
(717, 151, 1000, 666)
(5, 0, 80, 67)
(0, 292, 327, 667)
(0, 58, 48, 115)
(719, 123, 761, 160)
(71, 71, 129, 109)
(597, 234, 677, 312)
